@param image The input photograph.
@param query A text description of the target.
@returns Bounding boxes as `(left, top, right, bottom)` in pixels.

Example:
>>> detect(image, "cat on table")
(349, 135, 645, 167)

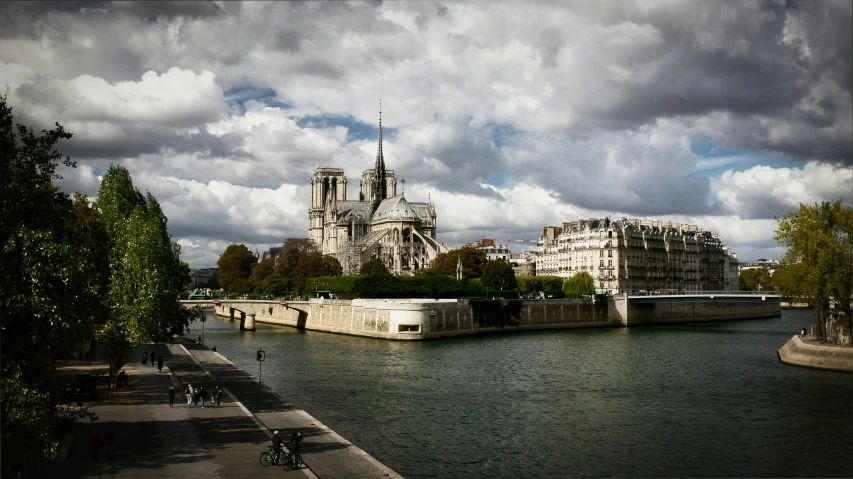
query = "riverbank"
(777, 335, 853, 373)
(45, 340, 402, 478)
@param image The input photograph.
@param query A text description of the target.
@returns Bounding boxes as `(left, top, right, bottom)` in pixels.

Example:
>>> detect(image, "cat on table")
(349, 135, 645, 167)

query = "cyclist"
(271, 431, 283, 465)
(289, 432, 303, 464)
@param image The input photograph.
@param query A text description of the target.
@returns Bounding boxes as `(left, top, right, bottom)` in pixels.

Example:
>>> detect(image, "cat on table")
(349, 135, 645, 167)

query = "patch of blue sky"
(482, 173, 507, 187)
(295, 115, 395, 142)
(486, 122, 520, 149)
(223, 86, 290, 111)
(690, 137, 799, 177)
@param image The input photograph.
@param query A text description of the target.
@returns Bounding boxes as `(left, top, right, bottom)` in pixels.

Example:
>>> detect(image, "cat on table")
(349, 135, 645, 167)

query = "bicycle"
(282, 448, 302, 471)
(260, 445, 286, 467)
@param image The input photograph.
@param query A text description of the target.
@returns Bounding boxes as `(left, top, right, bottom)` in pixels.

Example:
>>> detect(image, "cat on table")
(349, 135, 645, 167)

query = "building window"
(608, 250, 612, 257)
(600, 282, 604, 288)
(599, 260, 604, 267)
(608, 260, 613, 268)
(608, 231, 613, 238)
(599, 250, 604, 257)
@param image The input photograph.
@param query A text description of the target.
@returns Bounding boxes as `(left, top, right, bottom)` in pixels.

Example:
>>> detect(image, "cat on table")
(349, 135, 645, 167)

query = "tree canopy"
(217, 244, 257, 291)
(360, 258, 390, 275)
(481, 259, 518, 291)
(428, 246, 487, 279)
(775, 200, 853, 343)
(563, 271, 595, 298)
(738, 268, 773, 292)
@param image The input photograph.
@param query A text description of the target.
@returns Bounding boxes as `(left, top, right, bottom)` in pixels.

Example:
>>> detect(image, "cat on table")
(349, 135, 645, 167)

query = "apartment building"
(535, 217, 739, 294)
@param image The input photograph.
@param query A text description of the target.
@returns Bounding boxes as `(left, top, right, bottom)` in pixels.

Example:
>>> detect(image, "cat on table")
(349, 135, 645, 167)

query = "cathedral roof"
(372, 194, 420, 222)
(335, 201, 371, 222)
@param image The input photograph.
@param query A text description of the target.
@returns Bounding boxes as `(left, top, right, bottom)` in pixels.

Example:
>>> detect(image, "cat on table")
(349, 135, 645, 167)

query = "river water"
(198, 309, 852, 478)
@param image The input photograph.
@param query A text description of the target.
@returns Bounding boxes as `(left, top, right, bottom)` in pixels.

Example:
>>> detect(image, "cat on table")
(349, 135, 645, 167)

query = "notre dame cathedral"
(308, 104, 445, 275)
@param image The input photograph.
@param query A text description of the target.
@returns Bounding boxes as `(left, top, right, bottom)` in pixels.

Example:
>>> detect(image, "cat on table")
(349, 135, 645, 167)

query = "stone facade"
(308, 106, 444, 275)
(536, 217, 739, 294)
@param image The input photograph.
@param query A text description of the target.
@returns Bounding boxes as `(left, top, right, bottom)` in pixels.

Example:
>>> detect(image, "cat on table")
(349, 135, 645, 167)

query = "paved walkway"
(46, 340, 400, 478)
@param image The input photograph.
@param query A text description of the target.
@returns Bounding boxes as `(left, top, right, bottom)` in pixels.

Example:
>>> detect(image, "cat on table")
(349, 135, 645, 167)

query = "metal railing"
(630, 290, 778, 297)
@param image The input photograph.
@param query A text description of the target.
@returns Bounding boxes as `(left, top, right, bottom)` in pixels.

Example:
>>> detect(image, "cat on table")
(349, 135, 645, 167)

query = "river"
(198, 308, 851, 478)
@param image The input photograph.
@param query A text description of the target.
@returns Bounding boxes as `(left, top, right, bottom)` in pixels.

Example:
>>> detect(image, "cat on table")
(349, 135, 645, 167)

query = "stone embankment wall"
(778, 335, 853, 373)
(623, 296, 781, 326)
(214, 295, 780, 340)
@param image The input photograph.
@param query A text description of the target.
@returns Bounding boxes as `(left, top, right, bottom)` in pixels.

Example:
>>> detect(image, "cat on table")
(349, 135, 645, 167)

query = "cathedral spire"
(371, 99, 387, 216)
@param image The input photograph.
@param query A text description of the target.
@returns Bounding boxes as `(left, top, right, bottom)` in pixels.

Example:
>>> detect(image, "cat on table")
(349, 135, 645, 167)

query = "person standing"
(186, 384, 194, 407)
(199, 386, 207, 408)
(168, 386, 176, 407)
(103, 428, 115, 460)
(90, 428, 101, 461)
(142, 348, 148, 364)
(151, 352, 156, 366)
(214, 385, 222, 407)
(157, 356, 164, 373)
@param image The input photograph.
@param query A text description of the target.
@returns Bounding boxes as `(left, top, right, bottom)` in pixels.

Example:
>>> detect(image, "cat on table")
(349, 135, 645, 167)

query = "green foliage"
(481, 259, 518, 290)
(217, 244, 257, 291)
(428, 246, 488, 279)
(0, 98, 101, 470)
(360, 258, 389, 275)
(563, 271, 595, 298)
(738, 268, 773, 291)
(517, 275, 565, 294)
(775, 200, 853, 342)
(253, 256, 276, 283)
(350, 274, 484, 299)
(274, 238, 319, 278)
(256, 275, 292, 297)
(322, 255, 343, 276)
(311, 275, 359, 297)
(228, 277, 254, 295)
(293, 251, 325, 293)
(96, 165, 192, 388)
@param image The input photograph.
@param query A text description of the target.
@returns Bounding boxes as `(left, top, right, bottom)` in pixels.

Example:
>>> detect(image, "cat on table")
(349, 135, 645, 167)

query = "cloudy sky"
(2, 0, 851, 268)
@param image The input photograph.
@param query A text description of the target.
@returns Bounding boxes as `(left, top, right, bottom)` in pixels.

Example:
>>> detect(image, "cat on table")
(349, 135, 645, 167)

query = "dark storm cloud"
(109, 1, 224, 20)
(0, 2, 110, 39)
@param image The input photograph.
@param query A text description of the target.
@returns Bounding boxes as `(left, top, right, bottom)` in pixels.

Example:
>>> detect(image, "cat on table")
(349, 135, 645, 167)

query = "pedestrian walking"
(186, 384, 194, 407)
(142, 348, 148, 364)
(103, 428, 115, 460)
(214, 385, 222, 407)
(199, 386, 207, 408)
(192, 387, 200, 406)
(89, 428, 101, 461)
(157, 356, 164, 372)
(168, 385, 176, 407)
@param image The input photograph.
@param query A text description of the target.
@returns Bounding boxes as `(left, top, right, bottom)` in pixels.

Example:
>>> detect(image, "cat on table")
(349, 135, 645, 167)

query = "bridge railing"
(630, 290, 779, 297)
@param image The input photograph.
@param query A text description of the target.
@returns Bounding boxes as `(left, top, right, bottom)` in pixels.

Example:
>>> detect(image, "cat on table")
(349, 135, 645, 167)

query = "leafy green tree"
(738, 268, 773, 291)
(563, 271, 595, 298)
(274, 238, 319, 279)
(360, 258, 389, 275)
(259, 276, 292, 297)
(0, 97, 101, 469)
(293, 251, 326, 293)
(217, 244, 257, 291)
(253, 256, 276, 283)
(775, 200, 853, 343)
(428, 246, 487, 279)
(322, 255, 343, 276)
(96, 166, 193, 389)
(481, 259, 517, 290)
(518, 275, 564, 294)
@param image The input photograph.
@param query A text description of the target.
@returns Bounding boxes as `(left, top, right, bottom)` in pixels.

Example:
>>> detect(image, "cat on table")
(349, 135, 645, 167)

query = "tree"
(0, 97, 101, 469)
(274, 238, 320, 279)
(360, 258, 389, 275)
(217, 244, 257, 291)
(96, 166, 194, 391)
(253, 256, 276, 283)
(293, 251, 326, 293)
(481, 259, 517, 291)
(738, 268, 773, 291)
(563, 271, 595, 298)
(775, 200, 853, 343)
(322, 255, 343, 276)
(428, 246, 487, 279)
